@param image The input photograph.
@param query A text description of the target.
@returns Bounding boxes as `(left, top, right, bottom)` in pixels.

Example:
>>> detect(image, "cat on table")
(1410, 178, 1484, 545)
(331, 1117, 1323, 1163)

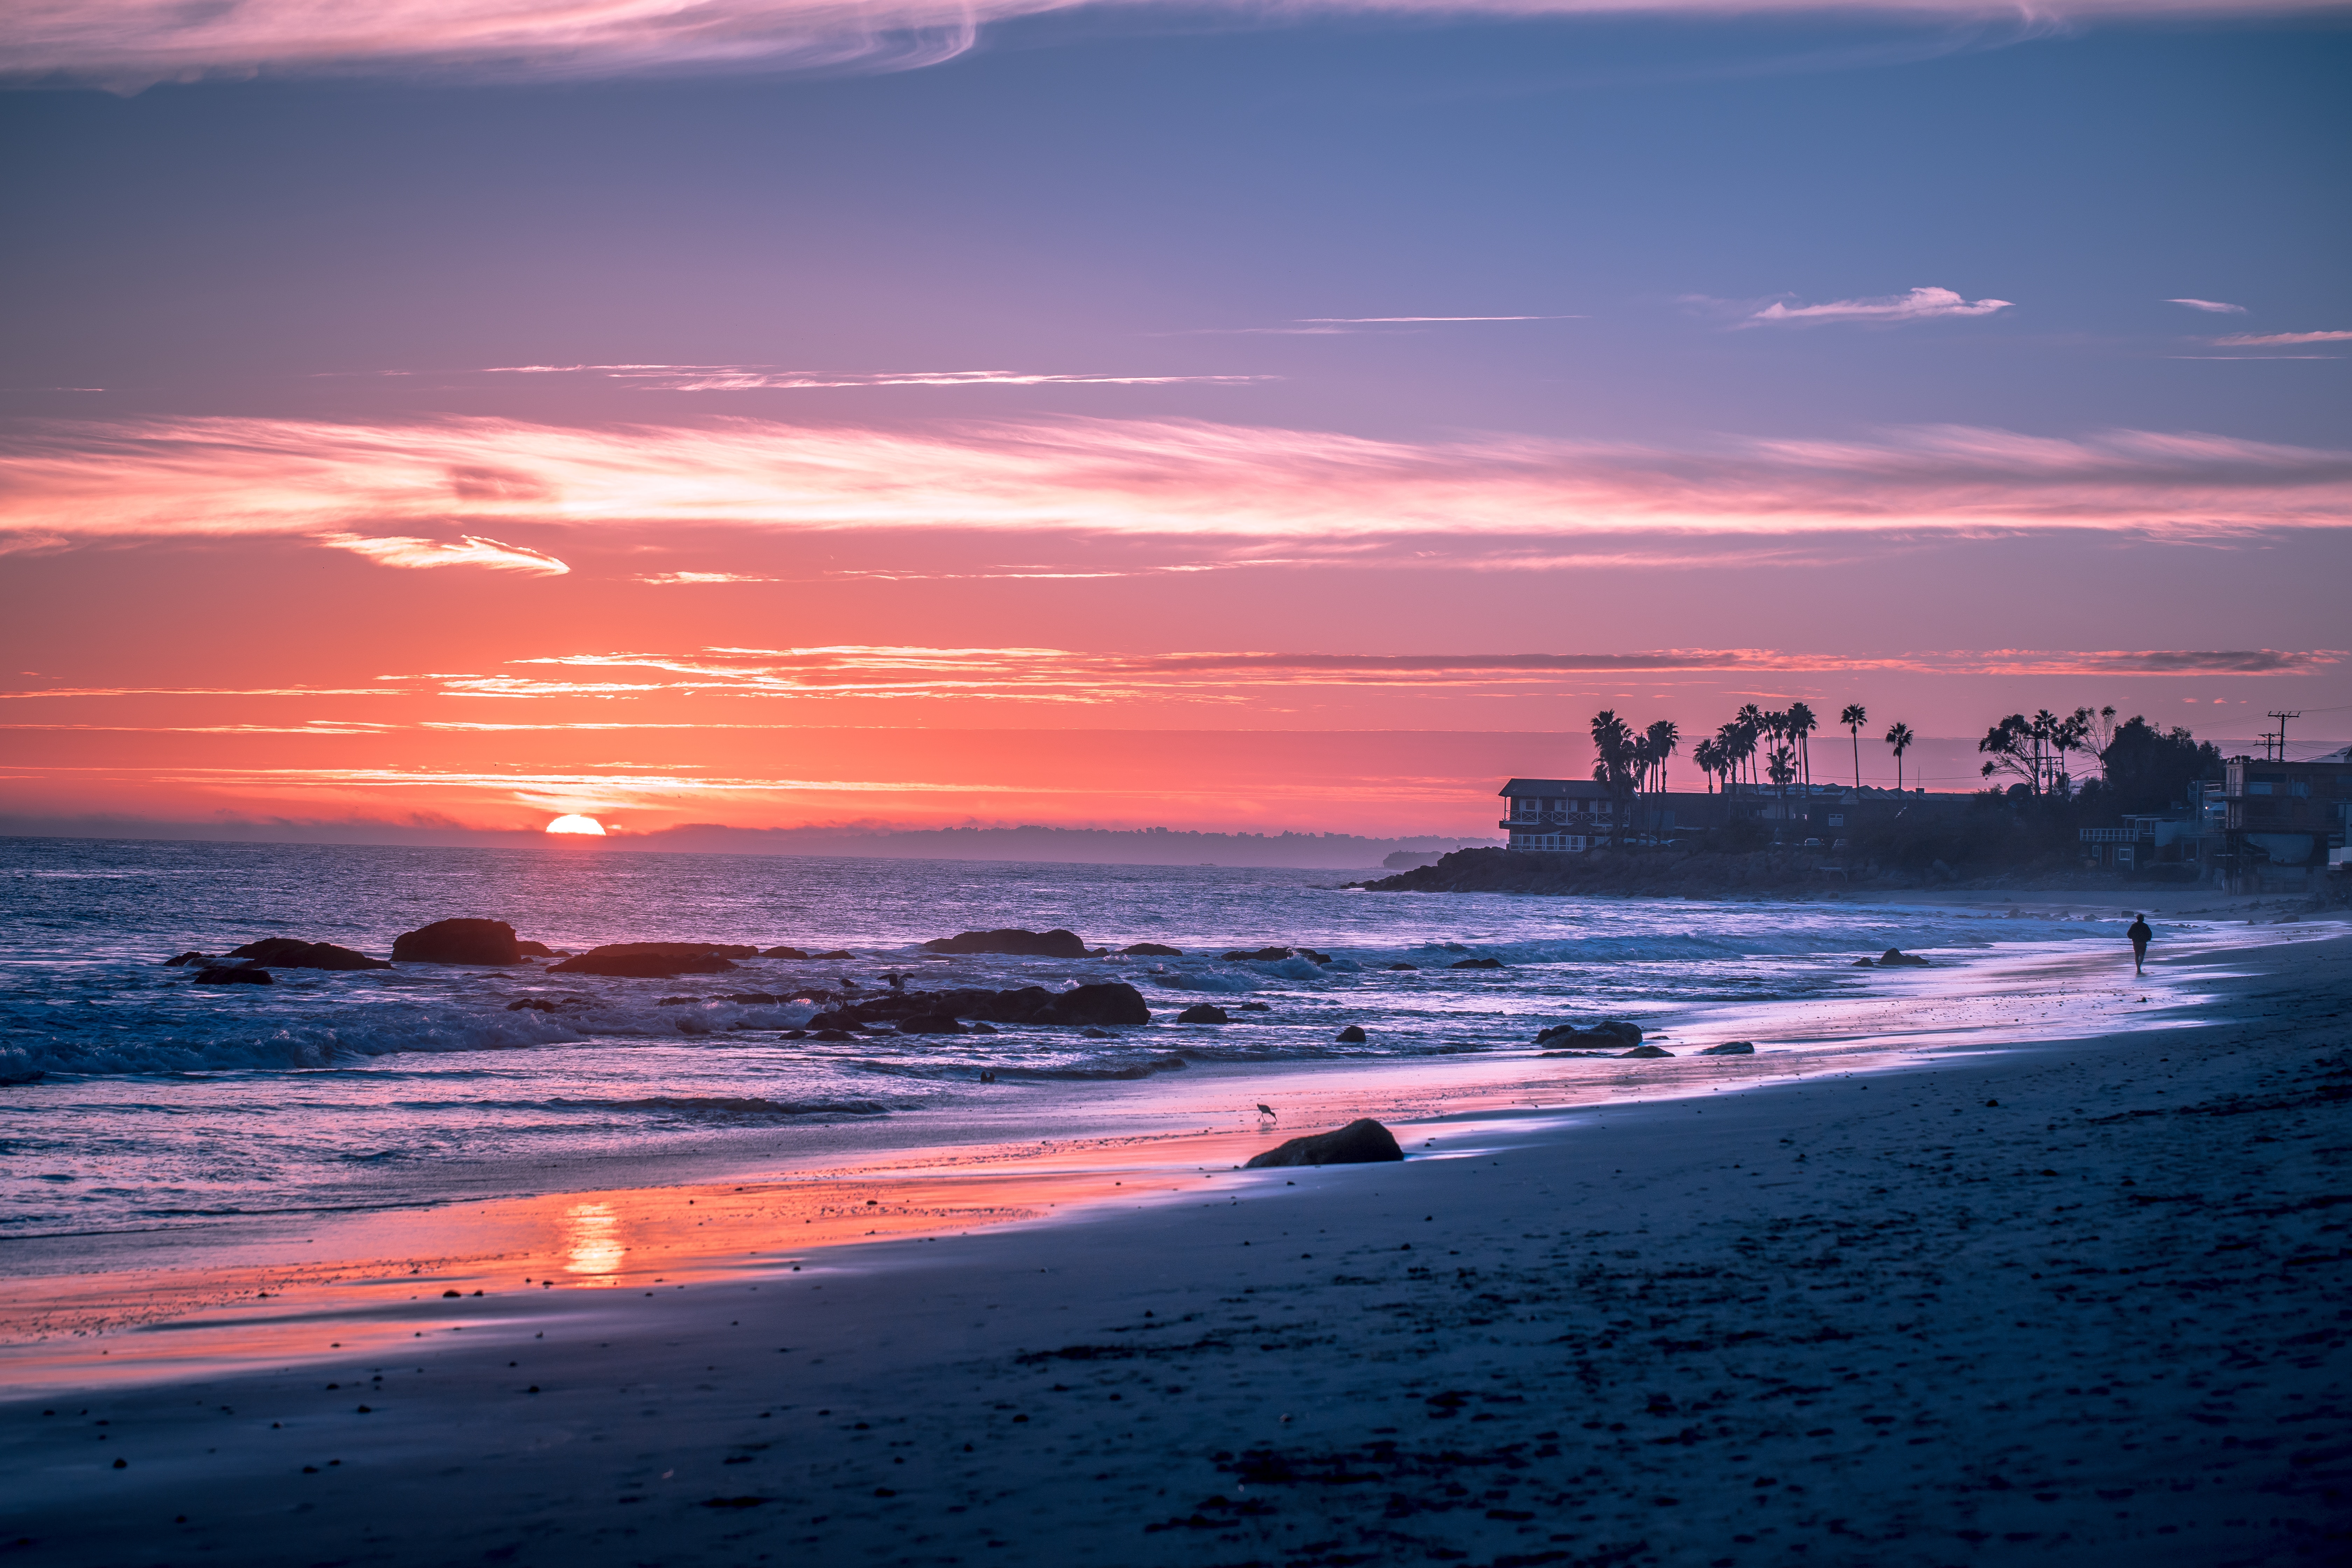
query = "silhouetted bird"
(1256, 1104, 1277, 1120)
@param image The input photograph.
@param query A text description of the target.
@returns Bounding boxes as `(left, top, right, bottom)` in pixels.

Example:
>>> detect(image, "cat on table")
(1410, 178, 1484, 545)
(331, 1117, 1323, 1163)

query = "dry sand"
(5, 918, 2348, 1566)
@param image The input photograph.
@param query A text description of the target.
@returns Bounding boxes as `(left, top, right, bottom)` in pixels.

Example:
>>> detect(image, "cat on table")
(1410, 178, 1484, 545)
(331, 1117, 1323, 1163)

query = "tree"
(1735, 705, 1766, 793)
(1589, 710, 1639, 847)
(1786, 701, 1819, 795)
(2091, 716, 2224, 816)
(1766, 744, 1798, 837)
(1645, 719, 1679, 797)
(1694, 736, 1725, 793)
(1884, 721, 1915, 791)
(1979, 714, 2038, 793)
(1840, 703, 1867, 788)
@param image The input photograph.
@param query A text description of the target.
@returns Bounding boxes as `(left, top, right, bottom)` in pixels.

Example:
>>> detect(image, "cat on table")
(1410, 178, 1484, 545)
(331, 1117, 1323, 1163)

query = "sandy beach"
(6, 908, 2348, 1566)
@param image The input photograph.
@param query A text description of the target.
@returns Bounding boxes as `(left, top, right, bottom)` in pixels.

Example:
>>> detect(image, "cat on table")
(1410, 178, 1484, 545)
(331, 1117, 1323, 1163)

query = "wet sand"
(4, 916, 2347, 1565)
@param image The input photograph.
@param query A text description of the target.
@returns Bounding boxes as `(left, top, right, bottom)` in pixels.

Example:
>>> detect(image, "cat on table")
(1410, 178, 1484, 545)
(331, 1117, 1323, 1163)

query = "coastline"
(5, 913, 2347, 1563)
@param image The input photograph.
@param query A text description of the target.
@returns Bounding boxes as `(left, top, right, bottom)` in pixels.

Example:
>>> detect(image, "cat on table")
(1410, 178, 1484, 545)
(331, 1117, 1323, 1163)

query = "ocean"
(2, 835, 2145, 1247)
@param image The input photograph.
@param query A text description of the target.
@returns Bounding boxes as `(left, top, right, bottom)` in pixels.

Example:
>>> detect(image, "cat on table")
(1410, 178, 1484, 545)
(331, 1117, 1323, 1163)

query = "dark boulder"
(228, 939, 390, 972)
(1335, 1024, 1367, 1043)
(1120, 943, 1184, 957)
(762, 946, 810, 960)
(549, 947, 737, 978)
(163, 951, 214, 967)
(812, 950, 858, 961)
(920, 929, 1087, 958)
(1699, 1041, 1756, 1056)
(1619, 1044, 1673, 1059)
(193, 966, 272, 986)
(1877, 948, 1932, 967)
(899, 1015, 968, 1035)
(1177, 1004, 1230, 1024)
(1535, 1020, 1642, 1049)
(516, 940, 559, 958)
(1449, 956, 1504, 970)
(1222, 946, 1294, 962)
(391, 919, 524, 966)
(1385, 962, 1419, 971)
(807, 981, 1149, 1031)
(1244, 1118, 1404, 1169)
(1851, 957, 1876, 967)
(1237, 1001, 1271, 1013)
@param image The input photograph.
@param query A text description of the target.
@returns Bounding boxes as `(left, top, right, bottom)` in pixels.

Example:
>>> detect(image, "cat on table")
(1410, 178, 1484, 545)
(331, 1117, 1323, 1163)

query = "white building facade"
(1498, 778, 1615, 851)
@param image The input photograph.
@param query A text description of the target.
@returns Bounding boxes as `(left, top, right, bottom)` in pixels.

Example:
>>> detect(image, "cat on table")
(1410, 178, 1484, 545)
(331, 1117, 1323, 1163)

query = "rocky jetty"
(807, 982, 1150, 1031)
(391, 919, 525, 966)
(549, 943, 741, 978)
(1244, 1118, 1404, 1168)
(920, 929, 1088, 958)
(227, 939, 390, 971)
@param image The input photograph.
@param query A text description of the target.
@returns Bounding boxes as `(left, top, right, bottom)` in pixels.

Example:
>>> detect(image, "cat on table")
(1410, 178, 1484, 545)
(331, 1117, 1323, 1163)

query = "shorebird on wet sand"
(1256, 1103, 1277, 1120)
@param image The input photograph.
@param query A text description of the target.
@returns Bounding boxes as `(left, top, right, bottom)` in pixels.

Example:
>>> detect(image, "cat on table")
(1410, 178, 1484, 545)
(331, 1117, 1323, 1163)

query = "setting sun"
(544, 814, 607, 836)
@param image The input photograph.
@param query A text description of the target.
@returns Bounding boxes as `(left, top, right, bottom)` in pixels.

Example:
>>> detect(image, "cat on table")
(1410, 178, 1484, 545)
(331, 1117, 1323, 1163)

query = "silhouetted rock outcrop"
(163, 951, 213, 967)
(808, 981, 1150, 1031)
(1335, 1024, 1367, 1043)
(1450, 957, 1505, 970)
(193, 966, 272, 986)
(1535, 1020, 1643, 1049)
(762, 945, 810, 959)
(1120, 943, 1184, 956)
(548, 944, 740, 977)
(1699, 1041, 1756, 1055)
(228, 939, 390, 971)
(1619, 1044, 1673, 1058)
(392, 919, 524, 966)
(1244, 1118, 1404, 1169)
(921, 929, 1088, 958)
(1877, 948, 1932, 967)
(1177, 1004, 1230, 1024)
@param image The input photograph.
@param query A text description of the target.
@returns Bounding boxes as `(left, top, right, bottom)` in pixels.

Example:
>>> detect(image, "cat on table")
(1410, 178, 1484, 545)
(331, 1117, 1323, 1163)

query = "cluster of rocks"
(805, 982, 1152, 1034)
(1857, 947, 1933, 967)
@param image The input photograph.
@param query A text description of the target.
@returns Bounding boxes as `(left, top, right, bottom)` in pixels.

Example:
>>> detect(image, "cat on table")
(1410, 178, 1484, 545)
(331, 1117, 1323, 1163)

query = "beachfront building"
(2215, 749, 2352, 888)
(1499, 778, 1614, 850)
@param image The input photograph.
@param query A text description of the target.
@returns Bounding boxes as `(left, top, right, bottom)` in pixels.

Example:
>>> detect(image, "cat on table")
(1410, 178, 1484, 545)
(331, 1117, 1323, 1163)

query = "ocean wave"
(0, 1008, 579, 1078)
(581, 1095, 889, 1119)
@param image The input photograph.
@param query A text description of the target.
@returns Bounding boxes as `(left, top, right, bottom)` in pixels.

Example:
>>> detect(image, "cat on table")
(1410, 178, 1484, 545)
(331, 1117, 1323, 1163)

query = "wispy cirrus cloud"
(2166, 298, 2247, 314)
(1744, 285, 2013, 326)
(481, 363, 1269, 391)
(2211, 329, 2352, 347)
(10, 0, 2343, 92)
(5, 415, 2347, 573)
(319, 533, 570, 574)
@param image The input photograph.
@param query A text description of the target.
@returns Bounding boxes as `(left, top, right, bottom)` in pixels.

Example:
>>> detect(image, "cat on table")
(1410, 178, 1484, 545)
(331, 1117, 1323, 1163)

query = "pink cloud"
(10, 0, 2345, 90)
(1746, 285, 2012, 326)
(318, 532, 570, 574)
(2211, 329, 2352, 347)
(4, 416, 2347, 566)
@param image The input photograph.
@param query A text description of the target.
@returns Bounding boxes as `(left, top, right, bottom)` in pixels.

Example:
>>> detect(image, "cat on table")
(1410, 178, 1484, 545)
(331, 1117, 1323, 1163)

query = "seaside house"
(2214, 748, 2352, 889)
(1499, 779, 1615, 850)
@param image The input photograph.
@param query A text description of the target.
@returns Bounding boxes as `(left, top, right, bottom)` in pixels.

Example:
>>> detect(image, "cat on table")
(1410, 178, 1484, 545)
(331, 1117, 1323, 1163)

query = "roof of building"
(1498, 778, 1612, 798)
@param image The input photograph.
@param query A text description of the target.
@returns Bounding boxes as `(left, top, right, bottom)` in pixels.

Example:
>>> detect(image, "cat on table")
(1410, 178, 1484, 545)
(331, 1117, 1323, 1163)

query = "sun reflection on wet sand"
(561, 1202, 625, 1284)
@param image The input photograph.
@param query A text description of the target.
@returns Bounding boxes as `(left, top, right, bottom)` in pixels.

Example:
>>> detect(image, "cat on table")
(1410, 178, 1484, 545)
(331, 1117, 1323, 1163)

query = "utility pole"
(2267, 711, 2301, 760)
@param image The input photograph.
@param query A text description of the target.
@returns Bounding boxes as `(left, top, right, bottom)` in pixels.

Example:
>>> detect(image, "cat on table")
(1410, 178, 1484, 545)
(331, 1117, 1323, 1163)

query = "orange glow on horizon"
(545, 814, 608, 835)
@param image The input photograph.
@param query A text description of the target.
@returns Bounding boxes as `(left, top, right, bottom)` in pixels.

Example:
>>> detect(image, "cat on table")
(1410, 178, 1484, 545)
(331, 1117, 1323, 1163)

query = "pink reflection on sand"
(560, 1202, 624, 1283)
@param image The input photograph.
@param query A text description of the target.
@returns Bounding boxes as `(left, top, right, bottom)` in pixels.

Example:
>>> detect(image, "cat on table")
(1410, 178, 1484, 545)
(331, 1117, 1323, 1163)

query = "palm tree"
(1786, 701, 1819, 797)
(1716, 720, 1751, 796)
(1766, 744, 1798, 838)
(1589, 710, 1638, 847)
(1840, 703, 1867, 788)
(1694, 737, 1724, 794)
(1884, 721, 1914, 791)
(1645, 719, 1679, 796)
(1735, 704, 1766, 793)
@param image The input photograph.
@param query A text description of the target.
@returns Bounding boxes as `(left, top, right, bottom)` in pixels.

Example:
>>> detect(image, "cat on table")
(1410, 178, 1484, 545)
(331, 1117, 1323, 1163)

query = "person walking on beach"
(2127, 913, 2152, 976)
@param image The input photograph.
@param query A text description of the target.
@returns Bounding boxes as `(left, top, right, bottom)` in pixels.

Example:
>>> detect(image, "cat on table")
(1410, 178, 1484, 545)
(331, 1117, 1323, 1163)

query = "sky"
(2, 0, 2348, 845)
